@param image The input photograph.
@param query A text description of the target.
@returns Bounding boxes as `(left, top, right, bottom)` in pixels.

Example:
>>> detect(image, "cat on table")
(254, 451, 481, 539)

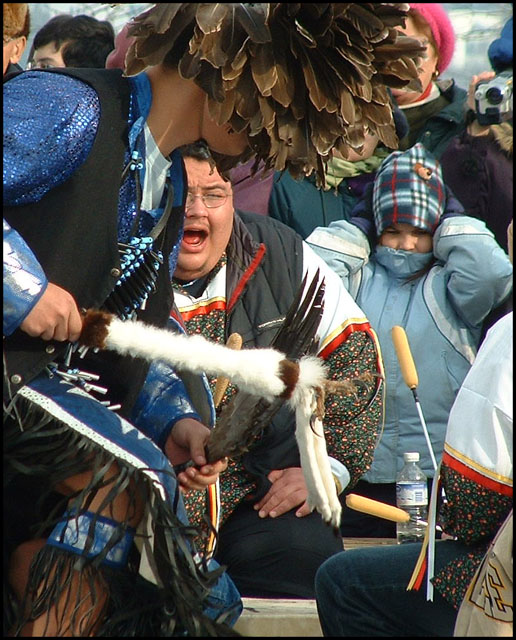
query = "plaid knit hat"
(372, 143, 445, 236)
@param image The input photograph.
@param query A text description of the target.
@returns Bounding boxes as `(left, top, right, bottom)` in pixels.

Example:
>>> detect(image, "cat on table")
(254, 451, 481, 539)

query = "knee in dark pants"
(216, 502, 342, 598)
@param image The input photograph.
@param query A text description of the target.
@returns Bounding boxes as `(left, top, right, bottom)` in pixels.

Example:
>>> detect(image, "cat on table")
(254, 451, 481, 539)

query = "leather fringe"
(4, 394, 240, 636)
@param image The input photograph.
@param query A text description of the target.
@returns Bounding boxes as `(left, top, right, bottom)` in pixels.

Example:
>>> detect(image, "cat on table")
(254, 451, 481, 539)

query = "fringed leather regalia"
(4, 67, 240, 637)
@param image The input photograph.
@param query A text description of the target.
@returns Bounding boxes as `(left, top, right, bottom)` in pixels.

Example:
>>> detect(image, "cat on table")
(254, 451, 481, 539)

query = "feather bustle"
(123, 3, 425, 187)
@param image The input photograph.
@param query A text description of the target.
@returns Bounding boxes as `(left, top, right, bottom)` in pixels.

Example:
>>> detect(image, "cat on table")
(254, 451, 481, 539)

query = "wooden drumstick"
(213, 333, 243, 408)
(391, 325, 418, 389)
(346, 494, 410, 523)
(391, 326, 438, 471)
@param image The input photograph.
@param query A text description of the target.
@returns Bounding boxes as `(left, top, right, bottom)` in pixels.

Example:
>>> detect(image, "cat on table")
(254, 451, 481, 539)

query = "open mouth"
(182, 228, 208, 248)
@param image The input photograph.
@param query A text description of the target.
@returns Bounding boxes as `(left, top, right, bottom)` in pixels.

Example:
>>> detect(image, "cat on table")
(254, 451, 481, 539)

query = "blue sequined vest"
(3, 68, 185, 415)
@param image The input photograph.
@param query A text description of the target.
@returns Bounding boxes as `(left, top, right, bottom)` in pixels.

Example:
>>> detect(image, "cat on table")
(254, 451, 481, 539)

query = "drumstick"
(391, 325, 418, 388)
(345, 494, 410, 523)
(213, 333, 243, 407)
(391, 326, 438, 471)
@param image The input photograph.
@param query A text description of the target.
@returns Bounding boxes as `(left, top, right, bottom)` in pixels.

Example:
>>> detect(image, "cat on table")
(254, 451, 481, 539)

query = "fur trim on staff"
(80, 310, 302, 401)
(78, 272, 368, 528)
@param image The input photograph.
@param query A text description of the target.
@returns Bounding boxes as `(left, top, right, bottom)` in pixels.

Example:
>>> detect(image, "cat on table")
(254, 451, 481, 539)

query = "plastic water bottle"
(396, 452, 428, 544)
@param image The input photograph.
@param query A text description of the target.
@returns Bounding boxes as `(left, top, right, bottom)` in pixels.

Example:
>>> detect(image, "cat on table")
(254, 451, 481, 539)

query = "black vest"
(4, 68, 184, 415)
(225, 212, 305, 496)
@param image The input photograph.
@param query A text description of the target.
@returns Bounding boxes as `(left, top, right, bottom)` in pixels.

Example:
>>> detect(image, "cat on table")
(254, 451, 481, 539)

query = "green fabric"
(398, 94, 449, 150)
(323, 148, 389, 190)
(396, 80, 468, 158)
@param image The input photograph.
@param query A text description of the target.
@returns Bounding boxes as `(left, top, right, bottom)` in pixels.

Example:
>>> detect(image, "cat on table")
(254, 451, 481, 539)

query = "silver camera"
(474, 70, 513, 125)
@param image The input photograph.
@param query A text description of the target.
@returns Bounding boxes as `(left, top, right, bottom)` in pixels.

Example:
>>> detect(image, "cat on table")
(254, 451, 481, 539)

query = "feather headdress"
(124, 3, 425, 186)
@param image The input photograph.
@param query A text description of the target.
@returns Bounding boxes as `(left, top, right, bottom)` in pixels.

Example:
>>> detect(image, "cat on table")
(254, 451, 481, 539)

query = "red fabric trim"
(180, 299, 226, 322)
(319, 321, 371, 360)
(413, 556, 427, 591)
(413, 80, 433, 103)
(170, 308, 185, 327)
(442, 451, 513, 497)
(227, 243, 266, 312)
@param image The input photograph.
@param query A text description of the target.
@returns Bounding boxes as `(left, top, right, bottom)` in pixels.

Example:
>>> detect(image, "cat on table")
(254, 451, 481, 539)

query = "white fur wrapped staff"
(79, 309, 341, 528)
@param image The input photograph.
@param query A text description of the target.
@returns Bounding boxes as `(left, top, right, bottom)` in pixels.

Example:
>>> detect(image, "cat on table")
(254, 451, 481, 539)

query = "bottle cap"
(403, 452, 420, 462)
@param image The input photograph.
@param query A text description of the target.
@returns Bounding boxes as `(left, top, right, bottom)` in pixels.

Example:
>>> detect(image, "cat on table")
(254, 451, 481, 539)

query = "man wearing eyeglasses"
(172, 140, 384, 600)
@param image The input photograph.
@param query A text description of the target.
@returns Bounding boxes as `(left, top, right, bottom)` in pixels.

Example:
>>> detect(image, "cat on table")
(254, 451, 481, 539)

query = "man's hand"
(253, 467, 312, 519)
(20, 282, 82, 342)
(164, 418, 228, 492)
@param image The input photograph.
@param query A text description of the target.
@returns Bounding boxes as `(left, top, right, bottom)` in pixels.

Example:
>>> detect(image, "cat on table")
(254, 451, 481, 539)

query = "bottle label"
(396, 482, 428, 507)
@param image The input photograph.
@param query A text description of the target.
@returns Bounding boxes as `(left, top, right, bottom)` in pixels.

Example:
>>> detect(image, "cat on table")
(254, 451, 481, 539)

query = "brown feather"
(208, 88, 236, 126)
(269, 43, 294, 108)
(197, 31, 229, 68)
(339, 87, 356, 125)
(221, 38, 248, 81)
(123, 3, 425, 186)
(127, 4, 184, 36)
(234, 67, 260, 120)
(232, 3, 272, 43)
(195, 3, 230, 35)
(249, 42, 277, 96)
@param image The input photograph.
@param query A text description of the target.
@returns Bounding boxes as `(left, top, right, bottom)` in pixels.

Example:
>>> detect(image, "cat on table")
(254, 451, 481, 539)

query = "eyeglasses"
(26, 61, 54, 70)
(185, 192, 228, 209)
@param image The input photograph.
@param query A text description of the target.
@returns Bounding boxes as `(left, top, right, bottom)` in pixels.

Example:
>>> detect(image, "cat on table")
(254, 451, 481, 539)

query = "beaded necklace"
(102, 148, 175, 321)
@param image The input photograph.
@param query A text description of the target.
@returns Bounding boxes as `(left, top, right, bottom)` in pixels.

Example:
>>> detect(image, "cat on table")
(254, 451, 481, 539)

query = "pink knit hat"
(409, 3, 455, 73)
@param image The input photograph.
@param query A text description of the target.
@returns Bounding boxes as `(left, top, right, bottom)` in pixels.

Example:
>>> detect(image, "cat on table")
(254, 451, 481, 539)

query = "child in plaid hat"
(307, 143, 512, 538)
(372, 142, 445, 240)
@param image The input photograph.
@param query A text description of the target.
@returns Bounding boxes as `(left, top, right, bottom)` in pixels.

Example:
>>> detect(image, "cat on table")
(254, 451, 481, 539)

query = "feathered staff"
(79, 275, 376, 529)
(123, 3, 425, 186)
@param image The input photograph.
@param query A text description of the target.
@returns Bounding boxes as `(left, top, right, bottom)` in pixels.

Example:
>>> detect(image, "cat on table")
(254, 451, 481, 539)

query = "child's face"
(378, 222, 433, 253)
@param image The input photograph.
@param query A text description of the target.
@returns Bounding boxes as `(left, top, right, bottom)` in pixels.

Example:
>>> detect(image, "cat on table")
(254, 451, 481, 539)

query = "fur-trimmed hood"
(491, 122, 513, 157)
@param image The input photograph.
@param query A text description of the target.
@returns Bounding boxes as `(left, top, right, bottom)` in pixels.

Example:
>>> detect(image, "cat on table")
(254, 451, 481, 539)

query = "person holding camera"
(440, 16, 513, 341)
(390, 3, 468, 159)
(440, 17, 512, 255)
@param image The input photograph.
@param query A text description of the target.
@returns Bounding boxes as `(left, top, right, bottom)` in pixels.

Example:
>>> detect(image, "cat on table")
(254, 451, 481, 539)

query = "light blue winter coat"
(307, 216, 512, 480)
